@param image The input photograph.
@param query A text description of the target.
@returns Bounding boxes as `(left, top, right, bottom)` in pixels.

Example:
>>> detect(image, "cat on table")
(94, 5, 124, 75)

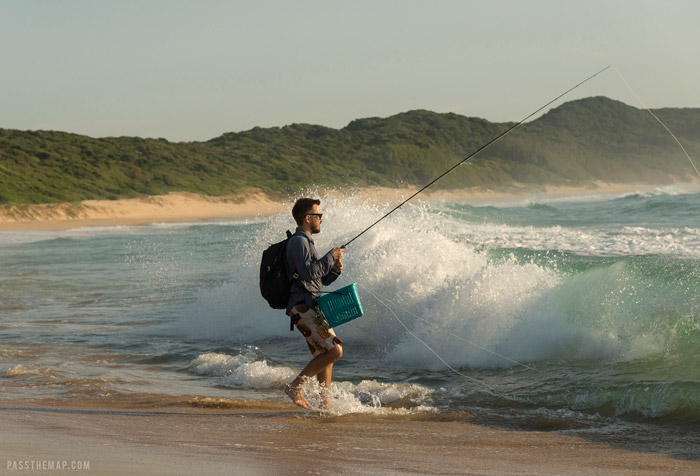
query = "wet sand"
(1, 399, 698, 475)
(1, 182, 691, 232)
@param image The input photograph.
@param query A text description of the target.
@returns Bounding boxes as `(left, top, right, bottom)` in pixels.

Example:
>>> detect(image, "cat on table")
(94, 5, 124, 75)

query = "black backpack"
(259, 231, 298, 309)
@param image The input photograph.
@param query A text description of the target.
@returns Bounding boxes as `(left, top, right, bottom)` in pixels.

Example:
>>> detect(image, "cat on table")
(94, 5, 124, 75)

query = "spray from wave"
(171, 192, 697, 372)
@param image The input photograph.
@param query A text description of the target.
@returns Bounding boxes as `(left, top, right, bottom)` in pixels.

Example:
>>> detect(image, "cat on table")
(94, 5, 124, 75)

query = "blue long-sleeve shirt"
(286, 228, 340, 313)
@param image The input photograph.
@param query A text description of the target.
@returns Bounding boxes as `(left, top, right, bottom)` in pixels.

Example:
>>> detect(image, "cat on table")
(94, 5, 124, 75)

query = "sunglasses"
(306, 213, 323, 219)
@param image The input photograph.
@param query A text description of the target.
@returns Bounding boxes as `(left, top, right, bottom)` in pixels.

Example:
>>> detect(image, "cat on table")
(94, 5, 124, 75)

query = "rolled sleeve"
(287, 238, 335, 282)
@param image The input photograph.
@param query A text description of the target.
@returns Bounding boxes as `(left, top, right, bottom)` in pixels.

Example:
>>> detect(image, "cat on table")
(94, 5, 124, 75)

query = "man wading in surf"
(285, 198, 345, 409)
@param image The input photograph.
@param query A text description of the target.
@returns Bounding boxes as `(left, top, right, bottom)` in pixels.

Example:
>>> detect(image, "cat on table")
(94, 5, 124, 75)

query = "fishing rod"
(342, 65, 612, 248)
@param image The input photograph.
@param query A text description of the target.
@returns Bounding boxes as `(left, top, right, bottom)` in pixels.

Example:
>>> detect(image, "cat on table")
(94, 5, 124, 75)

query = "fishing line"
(339, 68, 613, 387)
(332, 68, 695, 395)
(613, 66, 700, 180)
(357, 284, 539, 372)
(342, 65, 612, 248)
(359, 284, 496, 391)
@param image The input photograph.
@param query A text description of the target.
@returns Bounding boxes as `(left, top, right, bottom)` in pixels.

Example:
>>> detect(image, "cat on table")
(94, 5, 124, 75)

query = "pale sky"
(1, 0, 698, 141)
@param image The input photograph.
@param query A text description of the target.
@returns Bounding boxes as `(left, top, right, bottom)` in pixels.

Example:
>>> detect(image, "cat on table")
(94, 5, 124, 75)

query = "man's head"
(292, 197, 323, 234)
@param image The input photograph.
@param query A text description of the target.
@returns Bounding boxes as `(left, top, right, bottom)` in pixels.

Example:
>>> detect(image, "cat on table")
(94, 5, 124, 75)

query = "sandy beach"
(0, 182, 691, 232)
(0, 189, 285, 231)
(2, 398, 699, 476)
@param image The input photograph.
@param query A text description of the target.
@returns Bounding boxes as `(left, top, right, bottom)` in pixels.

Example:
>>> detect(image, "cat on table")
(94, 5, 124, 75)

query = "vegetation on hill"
(1, 96, 698, 204)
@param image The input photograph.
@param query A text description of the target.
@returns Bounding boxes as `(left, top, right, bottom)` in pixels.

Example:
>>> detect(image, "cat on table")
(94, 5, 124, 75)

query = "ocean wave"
(171, 192, 699, 374)
(524, 202, 561, 214)
(160, 191, 698, 423)
(549, 380, 700, 425)
(0, 226, 139, 246)
(614, 185, 690, 201)
(458, 223, 700, 257)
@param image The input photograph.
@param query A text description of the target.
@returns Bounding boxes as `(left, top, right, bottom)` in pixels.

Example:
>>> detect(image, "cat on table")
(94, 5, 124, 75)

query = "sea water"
(1, 186, 699, 458)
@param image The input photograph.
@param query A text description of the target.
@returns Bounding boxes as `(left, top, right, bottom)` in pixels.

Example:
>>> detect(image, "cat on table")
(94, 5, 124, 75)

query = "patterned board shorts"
(289, 304, 343, 357)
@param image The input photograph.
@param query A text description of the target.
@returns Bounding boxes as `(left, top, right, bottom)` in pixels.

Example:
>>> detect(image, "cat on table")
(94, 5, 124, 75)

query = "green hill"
(1, 96, 698, 204)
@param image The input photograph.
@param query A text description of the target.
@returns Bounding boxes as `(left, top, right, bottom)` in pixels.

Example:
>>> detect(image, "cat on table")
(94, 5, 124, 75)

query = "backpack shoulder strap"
(287, 230, 314, 289)
(286, 230, 303, 281)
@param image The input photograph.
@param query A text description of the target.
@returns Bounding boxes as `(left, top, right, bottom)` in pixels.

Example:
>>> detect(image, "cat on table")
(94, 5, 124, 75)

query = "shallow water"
(1, 185, 699, 458)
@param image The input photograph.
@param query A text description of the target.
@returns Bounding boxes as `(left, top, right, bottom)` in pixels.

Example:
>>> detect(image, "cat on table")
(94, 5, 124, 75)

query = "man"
(285, 197, 345, 409)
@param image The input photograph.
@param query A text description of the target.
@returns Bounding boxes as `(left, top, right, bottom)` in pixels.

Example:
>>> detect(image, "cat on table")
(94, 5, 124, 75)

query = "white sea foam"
(187, 352, 296, 389)
(4, 364, 41, 377)
(450, 222, 700, 258)
(305, 379, 437, 415)
(221, 360, 297, 389)
(3, 364, 56, 378)
(186, 352, 437, 414)
(188, 352, 253, 376)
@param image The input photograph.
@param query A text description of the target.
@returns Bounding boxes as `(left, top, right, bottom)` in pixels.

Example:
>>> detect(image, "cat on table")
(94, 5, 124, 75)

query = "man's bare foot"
(285, 385, 312, 409)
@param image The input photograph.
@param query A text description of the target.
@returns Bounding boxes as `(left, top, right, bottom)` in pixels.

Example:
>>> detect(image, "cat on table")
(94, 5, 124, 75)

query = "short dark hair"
(292, 198, 320, 226)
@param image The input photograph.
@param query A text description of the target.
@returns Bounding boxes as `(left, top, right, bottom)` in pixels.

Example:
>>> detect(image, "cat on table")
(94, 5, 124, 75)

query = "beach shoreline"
(2, 398, 698, 476)
(0, 189, 285, 232)
(2, 182, 696, 232)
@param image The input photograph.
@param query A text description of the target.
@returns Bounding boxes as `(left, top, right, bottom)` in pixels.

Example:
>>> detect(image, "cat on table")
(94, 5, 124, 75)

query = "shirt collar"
(295, 227, 314, 244)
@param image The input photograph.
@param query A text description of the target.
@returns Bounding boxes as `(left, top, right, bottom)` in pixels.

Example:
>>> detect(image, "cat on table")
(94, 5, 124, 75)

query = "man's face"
(307, 204, 323, 234)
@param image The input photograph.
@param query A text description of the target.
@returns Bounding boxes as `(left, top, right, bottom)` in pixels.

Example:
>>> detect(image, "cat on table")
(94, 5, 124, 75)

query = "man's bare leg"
(317, 363, 333, 408)
(286, 344, 342, 409)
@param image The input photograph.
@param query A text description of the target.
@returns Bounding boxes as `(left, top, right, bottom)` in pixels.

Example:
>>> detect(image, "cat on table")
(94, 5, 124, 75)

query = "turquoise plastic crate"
(314, 283, 364, 328)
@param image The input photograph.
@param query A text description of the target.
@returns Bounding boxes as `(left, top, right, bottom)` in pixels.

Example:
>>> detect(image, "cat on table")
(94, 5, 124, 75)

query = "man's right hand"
(331, 247, 344, 261)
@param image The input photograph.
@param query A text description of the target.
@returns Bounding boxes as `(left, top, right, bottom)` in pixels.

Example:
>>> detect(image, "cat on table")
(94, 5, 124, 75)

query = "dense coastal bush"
(1, 96, 698, 204)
